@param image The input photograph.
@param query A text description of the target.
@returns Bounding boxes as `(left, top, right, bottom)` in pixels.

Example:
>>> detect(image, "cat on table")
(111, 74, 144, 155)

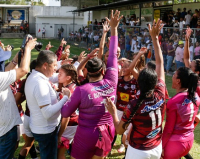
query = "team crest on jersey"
(146, 127, 161, 139)
(141, 99, 164, 113)
(182, 98, 191, 106)
(131, 85, 136, 90)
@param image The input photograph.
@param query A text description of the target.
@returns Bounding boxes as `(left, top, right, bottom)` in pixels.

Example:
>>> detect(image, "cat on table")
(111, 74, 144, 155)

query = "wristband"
(87, 54, 91, 59)
(12, 60, 17, 65)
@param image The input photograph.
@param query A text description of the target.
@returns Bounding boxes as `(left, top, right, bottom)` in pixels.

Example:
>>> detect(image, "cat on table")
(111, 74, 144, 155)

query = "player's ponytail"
(122, 68, 157, 129)
(188, 73, 198, 105)
(177, 67, 198, 106)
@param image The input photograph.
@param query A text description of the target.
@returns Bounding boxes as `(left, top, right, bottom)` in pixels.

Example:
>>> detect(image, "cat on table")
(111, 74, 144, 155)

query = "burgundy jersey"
(60, 83, 78, 126)
(10, 80, 24, 117)
(116, 76, 139, 111)
(122, 79, 166, 150)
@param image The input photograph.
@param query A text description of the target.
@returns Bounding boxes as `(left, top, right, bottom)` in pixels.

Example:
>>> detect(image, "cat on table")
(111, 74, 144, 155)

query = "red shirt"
(116, 76, 139, 111)
(10, 80, 24, 117)
(122, 79, 166, 150)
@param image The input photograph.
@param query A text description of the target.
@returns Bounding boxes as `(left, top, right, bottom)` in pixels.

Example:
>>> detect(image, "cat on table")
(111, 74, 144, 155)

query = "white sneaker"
(118, 144, 125, 153)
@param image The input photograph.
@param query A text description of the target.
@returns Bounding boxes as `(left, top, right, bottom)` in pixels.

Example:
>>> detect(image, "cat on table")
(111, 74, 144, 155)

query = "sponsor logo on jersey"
(91, 83, 109, 91)
(182, 98, 191, 106)
(141, 99, 164, 113)
(120, 93, 129, 102)
(146, 127, 161, 139)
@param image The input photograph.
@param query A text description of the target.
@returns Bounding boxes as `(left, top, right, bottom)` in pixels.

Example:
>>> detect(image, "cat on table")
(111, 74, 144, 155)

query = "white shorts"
(125, 142, 162, 159)
(17, 115, 25, 141)
(23, 114, 33, 138)
(117, 109, 124, 120)
(61, 125, 78, 143)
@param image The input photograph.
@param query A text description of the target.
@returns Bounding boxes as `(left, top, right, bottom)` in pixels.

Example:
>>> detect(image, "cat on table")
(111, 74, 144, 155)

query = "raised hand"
(138, 47, 148, 55)
(185, 28, 193, 41)
(5, 45, 12, 51)
(88, 48, 100, 59)
(78, 51, 87, 63)
(60, 38, 67, 46)
(148, 19, 163, 38)
(105, 10, 123, 29)
(25, 38, 37, 50)
(46, 41, 54, 49)
(102, 21, 110, 33)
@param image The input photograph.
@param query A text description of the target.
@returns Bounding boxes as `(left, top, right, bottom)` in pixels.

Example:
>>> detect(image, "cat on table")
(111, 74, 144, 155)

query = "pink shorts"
(163, 139, 193, 159)
(58, 137, 70, 149)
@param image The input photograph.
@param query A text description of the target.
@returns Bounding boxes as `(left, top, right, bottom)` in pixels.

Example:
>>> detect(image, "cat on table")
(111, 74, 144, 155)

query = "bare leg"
(57, 147, 67, 159)
(19, 135, 35, 156)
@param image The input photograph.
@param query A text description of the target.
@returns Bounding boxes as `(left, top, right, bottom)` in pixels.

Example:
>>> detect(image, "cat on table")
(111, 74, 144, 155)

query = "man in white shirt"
(185, 11, 192, 25)
(25, 50, 70, 159)
(0, 39, 36, 159)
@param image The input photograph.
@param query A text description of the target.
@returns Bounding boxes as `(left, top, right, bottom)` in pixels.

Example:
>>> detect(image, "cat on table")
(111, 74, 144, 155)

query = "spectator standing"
(42, 27, 46, 38)
(25, 50, 70, 159)
(181, 8, 187, 19)
(175, 41, 185, 69)
(194, 41, 200, 59)
(166, 40, 175, 75)
(0, 39, 36, 159)
(185, 11, 192, 26)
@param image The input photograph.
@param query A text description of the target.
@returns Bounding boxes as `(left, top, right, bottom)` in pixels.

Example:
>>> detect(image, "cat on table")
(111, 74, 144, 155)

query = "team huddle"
(1, 10, 200, 159)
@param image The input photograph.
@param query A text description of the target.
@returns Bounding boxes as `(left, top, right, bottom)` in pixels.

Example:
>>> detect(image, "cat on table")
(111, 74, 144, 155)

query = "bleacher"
(0, 21, 24, 38)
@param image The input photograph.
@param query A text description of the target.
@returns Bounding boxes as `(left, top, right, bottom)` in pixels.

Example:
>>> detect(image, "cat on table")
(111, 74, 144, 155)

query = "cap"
(178, 41, 184, 45)
(0, 47, 11, 62)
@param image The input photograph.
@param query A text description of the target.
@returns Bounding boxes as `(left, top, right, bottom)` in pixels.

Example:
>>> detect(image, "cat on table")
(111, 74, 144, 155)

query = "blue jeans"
(32, 127, 58, 159)
(175, 60, 185, 69)
(120, 49, 125, 58)
(163, 54, 167, 70)
(0, 126, 17, 159)
(166, 55, 174, 72)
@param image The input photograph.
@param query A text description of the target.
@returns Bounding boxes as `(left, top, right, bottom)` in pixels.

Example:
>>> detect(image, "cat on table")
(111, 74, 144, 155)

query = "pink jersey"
(162, 92, 200, 149)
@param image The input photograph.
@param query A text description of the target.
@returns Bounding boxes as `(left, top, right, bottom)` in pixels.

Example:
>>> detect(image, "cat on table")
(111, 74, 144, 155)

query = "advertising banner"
(7, 10, 25, 20)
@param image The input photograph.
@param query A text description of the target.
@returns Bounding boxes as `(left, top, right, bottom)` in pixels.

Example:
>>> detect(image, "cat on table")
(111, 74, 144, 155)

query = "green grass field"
(1, 38, 200, 159)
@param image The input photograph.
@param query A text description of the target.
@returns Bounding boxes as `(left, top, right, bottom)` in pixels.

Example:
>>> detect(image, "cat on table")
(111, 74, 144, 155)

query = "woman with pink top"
(161, 67, 200, 159)
(194, 41, 200, 59)
(61, 10, 123, 159)
(162, 31, 200, 159)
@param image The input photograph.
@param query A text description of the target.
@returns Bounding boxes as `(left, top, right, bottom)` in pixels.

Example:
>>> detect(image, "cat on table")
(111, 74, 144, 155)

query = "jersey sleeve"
(61, 87, 81, 118)
(162, 100, 177, 149)
(155, 79, 166, 98)
(104, 36, 118, 85)
(56, 46, 63, 61)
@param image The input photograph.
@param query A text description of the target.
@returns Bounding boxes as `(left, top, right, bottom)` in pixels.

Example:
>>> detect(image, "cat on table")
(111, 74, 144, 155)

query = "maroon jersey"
(122, 79, 166, 150)
(10, 80, 24, 117)
(60, 83, 78, 126)
(116, 76, 139, 111)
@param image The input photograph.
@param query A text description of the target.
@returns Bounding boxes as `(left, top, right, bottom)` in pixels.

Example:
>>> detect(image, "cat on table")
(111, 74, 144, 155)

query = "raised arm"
(184, 28, 193, 68)
(104, 10, 123, 83)
(98, 21, 110, 59)
(128, 47, 147, 80)
(149, 20, 165, 82)
(15, 39, 36, 81)
(77, 48, 99, 77)
(56, 38, 67, 61)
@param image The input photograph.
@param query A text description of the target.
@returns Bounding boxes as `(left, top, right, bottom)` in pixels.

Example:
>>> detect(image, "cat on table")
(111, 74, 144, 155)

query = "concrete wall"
(93, 10, 108, 22)
(31, 6, 91, 38)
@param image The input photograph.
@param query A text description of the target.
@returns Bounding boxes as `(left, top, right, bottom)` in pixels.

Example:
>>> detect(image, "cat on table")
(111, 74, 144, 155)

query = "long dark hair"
(177, 67, 198, 105)
(61, 64, 79, 86)
(122, 68, 158, 129)
(194, 59, 200, 77)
